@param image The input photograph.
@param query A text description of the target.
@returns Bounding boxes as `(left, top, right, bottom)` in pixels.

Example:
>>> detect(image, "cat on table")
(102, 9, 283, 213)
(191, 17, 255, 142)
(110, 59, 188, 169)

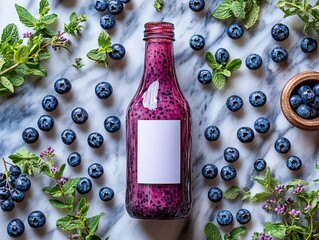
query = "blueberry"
(223, 147, 239, 163)
(313, 83, 319, 96)
(71, 107, 89, 124)
(249, 91, 267, 107)
(310, 97, 319, 109)
(297, 85, 311, 96)
(88, 132, 104, 148)
(237, 127, 254, 143)
(254, 159, 267, 172)
(286, 156, 302, 171)
(300, 37, 317, 53)
(271, 47, 288, 63)
(100, 14, 115, 30)
(94, 0, 108, 12)
(289, 95, 302, 109)
(215, 48, 230, 64)
(88, 163, 104, 179)
(0, 179, 6, 187)
(104, 116, 121, 133)
(54, 78, 72, 94)
(7, 219, 25, 238)
(15, 174, 31, 192)
(217, 210, 233, 226)
(1, 198, 15, 212)
(296, 104, 311, 119)
(99, 187, 114, 201)
(22, 127, 39, 144)
(37, 115, 54, 132)
(189, 0, 205, 12)
(0, 187, 10, 200)
(226, 95, 243, 112)
(121, 0, 130, 3)
(11, 189, 25, 202)
(95, 82, 113, 99)
(300, 89, 315, 104)
(197, 69, 212, 85)
(76, 177, 92, 194)
(204, 125, 220, 141)
(42, 95, 58, 112)
(274, 137, 291, 154)
(9, 165, 21, 177)
(109, 43, 125, 60)
(208, 187, 223, 202)
(201, 164, 218, 179)
(61, 129, 77, 145)
(245, 53, 262, 70)
(226, 23, 244, 39)
(189, 34, 205, 51)
(67, 152, 81, 167)
(28, 211, 46, 228)
(236, 209, 251, 224)
(107, 0, 123, 15)
(254, 117, 270, 134)
(271, 23, 289, 41)
(8, 175, 17, 188)
(220, 165, 237, 181)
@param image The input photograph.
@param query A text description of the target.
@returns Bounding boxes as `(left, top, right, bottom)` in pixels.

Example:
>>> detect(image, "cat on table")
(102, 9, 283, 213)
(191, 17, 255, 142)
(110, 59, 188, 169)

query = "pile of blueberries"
(94, 0, 129, 30)
(290, 83, 319, 119)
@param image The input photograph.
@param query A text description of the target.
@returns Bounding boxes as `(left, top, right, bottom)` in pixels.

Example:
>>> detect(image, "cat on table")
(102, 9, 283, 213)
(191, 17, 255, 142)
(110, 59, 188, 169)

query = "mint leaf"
(229, 226, 247, 240)
(225, 58, 242, 72)
(49, 199, 70, 209)
(38, 51, 50, 60)
(64, 12, 87, 37)
(224, 186, 240, 200)
(213, 73, 226, 90)
(63, 177, 80, 195)
(39, 0, 50, 16)
(9, 74, 24, 87)
(212, 0, 233, 19)
(243, 3, 260, 29)
(287, 179, 309, 187)
(205, 51, 218, 68)
(57, 216, 85, 231)
(14, 46, 29, 64)
(1, 23, 19, 43)
(264, 222, 286, 239)
(78, 198, 90, 218)
(87, 49, 107, 64)
(0, 59, 5, 70)
(0, 76, 14, 93)
(154, 0, 164, 12)
(43, 186, 62, 198)
(222, 69, 231, 77)
(41, 14, 57, 25)
(56, 163, 66, 179)
(98, 32, 112, 48)
(251, 192, 270, 203)
(86, 213, 104, 236)
(86, 236, 102, 240)
(231, 1, 246, 19)
(242, 191, 251, 201)
(204, 223, 222, 240)
(15, 4, 37, 28)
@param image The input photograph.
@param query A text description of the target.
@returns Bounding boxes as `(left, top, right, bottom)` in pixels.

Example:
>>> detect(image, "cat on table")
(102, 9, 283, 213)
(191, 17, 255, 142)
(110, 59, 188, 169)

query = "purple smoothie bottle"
(126, 22, 192, 219)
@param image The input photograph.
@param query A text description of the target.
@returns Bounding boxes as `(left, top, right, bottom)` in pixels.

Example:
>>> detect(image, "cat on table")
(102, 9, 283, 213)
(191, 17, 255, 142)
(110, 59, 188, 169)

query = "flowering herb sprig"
(7, 147, 108, 240)
(250, 167, 319, 239)
(0, 0, 86, 95)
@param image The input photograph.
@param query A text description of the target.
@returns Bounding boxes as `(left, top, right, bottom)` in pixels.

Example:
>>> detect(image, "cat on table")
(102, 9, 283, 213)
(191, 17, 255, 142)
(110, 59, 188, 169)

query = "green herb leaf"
(0, 76, 14, 93)
(56, 163, 66, 179)
(9, 74, 24, 87)
(49, 199, 70, 209)
(39, 0, 50, 16)
(243, 4, 260, 29)
(43, 186, 62, 198)
(38, 51, 50, 60)
(14, 46, 29, 64)
(264, 222, 286, 239)
(154, 0, 164, 12)
(204, 223, 222, 240)
(64, 12, 87, 37)
(225, 58, 242, 72)
(63, 177, 80, 195)
(87, 49, 107, 64)
(86, 213, 104, 236)
(15, 64, 33, 75)
(57, 216, 85, 231)
(98, 32, 112, 48)
(86, 236, 102, 240)
(229, 226, 247, 240)
(41, 14, 57, 25)
(242, 191, 251, 201)
(15, 4, 37, 28)
(212, 73, 226, 90)
(224, 186, 241, 200)
(287, 179, 309, 187)
(78, 197, 90, 218)
(72, 58, 85, 69)
(251, 192, 270, 203)
(205, 51, 218, 69)
(231, 1, 246, 19)
(211, 0, 233, 19)
(1, 23, 19, 43)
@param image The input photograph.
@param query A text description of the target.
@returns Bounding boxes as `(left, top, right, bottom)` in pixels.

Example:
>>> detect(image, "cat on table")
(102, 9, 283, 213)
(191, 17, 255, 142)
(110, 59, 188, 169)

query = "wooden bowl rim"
(281, 71, 319, 130)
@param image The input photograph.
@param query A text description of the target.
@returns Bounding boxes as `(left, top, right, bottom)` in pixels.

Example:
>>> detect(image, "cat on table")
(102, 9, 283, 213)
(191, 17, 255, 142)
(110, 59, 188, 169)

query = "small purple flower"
(286, 197, 295, 204)
(274, 204, 286, 215)
(266, 198, 276, 204)
(262, 204, 272, 212)
(58, 177, 69, 186)
(275, 184, 285, 194)
(68, 233, 79, 239)
(50, 167, 59, 174)
(288, 209, 301, 218)
(40, 146, 55, 158)
(22, 32, 33, 38)
(304, 205, 311, 211)
(260, 232, 272, 240)
(293, 184, 304, 195)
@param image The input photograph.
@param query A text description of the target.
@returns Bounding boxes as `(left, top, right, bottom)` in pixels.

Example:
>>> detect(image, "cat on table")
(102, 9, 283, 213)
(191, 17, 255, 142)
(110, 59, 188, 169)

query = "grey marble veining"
(1, 0, 319, 239)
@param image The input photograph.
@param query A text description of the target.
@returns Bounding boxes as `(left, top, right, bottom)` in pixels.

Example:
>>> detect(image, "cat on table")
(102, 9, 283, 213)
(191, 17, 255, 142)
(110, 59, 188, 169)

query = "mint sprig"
(205, 223, 247, 240)
(277, 0, 319, 35)
(212, 0, 263, 29)
(154, 0, 164, 12)
(205, 51, 241, 90)
(7, 148, 108, 240)
(87, 31, 112, 66)
(0, 0, 86, 95)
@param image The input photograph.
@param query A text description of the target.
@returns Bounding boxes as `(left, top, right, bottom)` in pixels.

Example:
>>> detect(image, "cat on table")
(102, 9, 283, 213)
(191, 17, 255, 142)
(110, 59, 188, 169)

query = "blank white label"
(137, 120, 181, 184)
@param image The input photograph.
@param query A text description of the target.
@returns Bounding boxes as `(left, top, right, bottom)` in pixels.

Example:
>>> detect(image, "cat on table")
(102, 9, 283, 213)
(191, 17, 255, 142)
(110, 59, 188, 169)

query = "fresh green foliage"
(242, 191, 251, 201)
(87, 32, 112, 66)
(205, 51, 242, 90)
(251, 167, 319, 239)
(7, 147, 107, 240)
(224, 186, 241, 200)
(205, 223, 247, 240)
(154, 0, 164, 11)
(277, 0, 319, 35)
(72, 57, 85, 69)
(0, 0, 86, 95)
(212, 0, 264, 29)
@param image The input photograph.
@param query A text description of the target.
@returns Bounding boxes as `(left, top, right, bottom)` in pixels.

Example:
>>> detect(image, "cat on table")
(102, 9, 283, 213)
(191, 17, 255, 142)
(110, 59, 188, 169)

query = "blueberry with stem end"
(28, 211, 46, 228)
(217, 210, 233, 226)
(197, 69, 212, 85)
(22, 127, 39, 144)
(226, 23, 244, 39)
(189, 34, 205, 51)
(99, 187, 114, 201)
(7, 219, 25, 238)
(204, 125, 220, 141)
(208, 187, 223, 202)
(226, 95, 243, 112)
(201, 164, 218, 179)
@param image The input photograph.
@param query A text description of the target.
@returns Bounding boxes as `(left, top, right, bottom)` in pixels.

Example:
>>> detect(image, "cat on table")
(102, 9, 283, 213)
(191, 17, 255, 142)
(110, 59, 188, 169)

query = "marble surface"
(1, 0, 319, 239)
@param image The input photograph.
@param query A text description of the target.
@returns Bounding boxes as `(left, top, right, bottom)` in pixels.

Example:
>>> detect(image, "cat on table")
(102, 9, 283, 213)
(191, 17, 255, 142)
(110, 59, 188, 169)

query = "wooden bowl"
(281, 71, 319, 130)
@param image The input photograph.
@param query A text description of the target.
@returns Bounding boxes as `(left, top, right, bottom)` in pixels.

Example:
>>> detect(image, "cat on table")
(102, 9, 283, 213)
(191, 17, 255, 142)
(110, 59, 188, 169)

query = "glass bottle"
(126, 22, 192, 219)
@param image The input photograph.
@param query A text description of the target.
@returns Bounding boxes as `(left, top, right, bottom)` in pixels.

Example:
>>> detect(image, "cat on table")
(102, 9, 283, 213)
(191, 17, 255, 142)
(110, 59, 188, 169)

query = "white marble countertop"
(1, 0, 319, 239)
